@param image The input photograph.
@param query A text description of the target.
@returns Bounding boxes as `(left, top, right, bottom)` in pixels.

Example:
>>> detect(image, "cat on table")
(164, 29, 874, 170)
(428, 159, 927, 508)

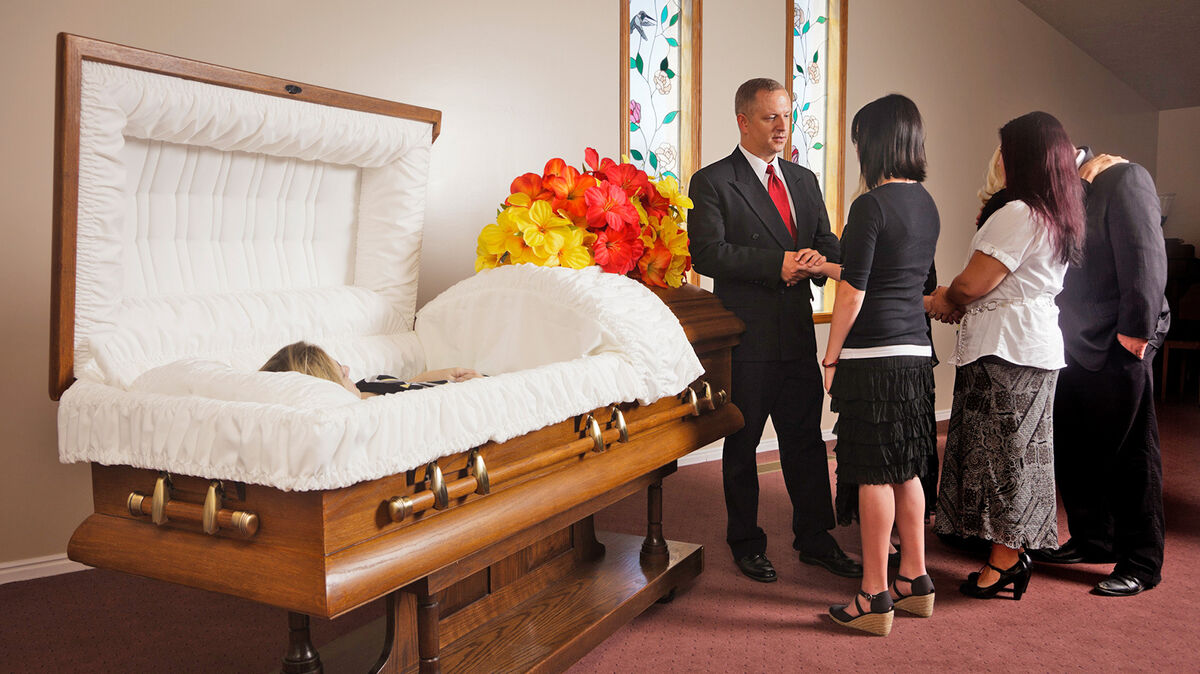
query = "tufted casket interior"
(58, 62, 703, 491)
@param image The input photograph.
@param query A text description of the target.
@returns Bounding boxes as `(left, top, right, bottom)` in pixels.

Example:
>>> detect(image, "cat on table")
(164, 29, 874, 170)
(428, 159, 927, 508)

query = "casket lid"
(50, 34, 442, 398)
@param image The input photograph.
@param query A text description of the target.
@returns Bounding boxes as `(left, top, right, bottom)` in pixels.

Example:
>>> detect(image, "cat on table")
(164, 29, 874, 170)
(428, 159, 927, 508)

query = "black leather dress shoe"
(798, 547, 864, 578)
(1093, 573, 1155, 597)
(735, 553, 778, 582)
(1028, 539, 1116, 565)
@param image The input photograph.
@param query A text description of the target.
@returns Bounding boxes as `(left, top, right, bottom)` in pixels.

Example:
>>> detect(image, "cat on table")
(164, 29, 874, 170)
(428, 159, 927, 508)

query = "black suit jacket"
(688, 147, 841, 361)
(1058, 162, 1171, 371)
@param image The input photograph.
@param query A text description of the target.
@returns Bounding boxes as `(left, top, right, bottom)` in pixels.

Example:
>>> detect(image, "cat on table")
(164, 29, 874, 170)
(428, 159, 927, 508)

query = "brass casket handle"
(469, 448, 490, 495)
(126, 475, 258, 538)
(585, 414, 605, 453)
(608, 405, 629, 443)
(426, 461, 449, 510)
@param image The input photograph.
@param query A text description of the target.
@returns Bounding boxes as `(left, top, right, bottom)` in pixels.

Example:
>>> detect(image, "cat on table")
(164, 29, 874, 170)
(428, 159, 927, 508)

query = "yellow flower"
(513, 200, 573, 256)
(478, 206, 528, 259)
(651, 175, 694, 212)
(549, 227, 594, 269)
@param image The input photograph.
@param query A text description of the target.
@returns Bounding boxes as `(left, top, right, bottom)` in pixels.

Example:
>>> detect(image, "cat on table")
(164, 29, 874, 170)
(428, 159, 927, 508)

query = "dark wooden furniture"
(53, 34, 745, 672)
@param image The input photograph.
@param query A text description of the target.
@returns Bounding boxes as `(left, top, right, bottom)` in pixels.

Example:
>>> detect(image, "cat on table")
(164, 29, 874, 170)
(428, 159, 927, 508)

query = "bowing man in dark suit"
(1034, 152, 1171, 597)
(688, 78, 860, 582)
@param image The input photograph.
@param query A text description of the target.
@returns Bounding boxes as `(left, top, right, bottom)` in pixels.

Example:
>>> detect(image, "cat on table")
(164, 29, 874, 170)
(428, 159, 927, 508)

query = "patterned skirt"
(934, 357, 1059, 550)
(829, 355, 936, 526)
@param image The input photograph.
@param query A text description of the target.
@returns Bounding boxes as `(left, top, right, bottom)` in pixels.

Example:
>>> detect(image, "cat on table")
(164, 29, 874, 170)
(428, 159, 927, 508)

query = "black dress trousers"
(723, 357, 836, 559)
(1053, 343, 1165, 584)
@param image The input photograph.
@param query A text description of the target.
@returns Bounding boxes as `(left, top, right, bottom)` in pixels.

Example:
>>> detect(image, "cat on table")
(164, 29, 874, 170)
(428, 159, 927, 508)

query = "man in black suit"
(1035, 153, 1170, 596)
(688, 78, 859, 581)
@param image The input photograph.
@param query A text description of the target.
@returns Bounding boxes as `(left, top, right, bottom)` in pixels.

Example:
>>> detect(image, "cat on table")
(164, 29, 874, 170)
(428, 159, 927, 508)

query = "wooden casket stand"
(51, 34, 745, 673)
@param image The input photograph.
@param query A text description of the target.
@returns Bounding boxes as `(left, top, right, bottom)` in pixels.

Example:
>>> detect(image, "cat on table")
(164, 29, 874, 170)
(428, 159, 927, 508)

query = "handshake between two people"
(781, 248, 837, 286)
(925, 285, 964, 324)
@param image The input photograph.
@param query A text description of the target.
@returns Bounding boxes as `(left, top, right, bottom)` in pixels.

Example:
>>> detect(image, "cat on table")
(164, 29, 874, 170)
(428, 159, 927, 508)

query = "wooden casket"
(51, 34, 744, 673)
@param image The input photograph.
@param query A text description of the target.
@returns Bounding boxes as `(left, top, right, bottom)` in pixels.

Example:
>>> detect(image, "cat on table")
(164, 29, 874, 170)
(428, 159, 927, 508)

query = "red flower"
(637, 241, 674, 288)
(584, 147, 617, 174)
(506, 172, 551, 206)
(641, 183, 672, 220)
(544, 165, 597, 225)
(584, 183, 639, 233)
(603, 163, 653, 201)
(592, 226, 645, 275)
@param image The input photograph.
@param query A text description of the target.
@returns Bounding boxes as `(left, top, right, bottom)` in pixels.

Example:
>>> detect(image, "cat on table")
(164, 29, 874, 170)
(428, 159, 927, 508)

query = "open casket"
(51, 34, 744, 673)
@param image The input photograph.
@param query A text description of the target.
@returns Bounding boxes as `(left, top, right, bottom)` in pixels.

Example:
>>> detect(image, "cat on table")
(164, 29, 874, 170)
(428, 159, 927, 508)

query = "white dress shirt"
(952, 200, 1068, 369)
(738, 144, 796, 224)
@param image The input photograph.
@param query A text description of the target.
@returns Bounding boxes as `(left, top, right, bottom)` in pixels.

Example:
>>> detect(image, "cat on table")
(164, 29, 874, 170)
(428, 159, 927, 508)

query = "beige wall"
(0, 0, 1161, 565)
(1157, 106, 1200, 245)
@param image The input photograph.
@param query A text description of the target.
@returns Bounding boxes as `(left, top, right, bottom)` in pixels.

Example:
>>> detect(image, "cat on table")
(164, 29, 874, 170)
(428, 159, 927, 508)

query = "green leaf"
(630, 122, 640, 132)
(669, 12, 679, 27)
(802, 20, 810, 34)
(663, 170, 677, 179)
(802, 102, 811, 111)
(817, 16, 827, 23)
(630, 148, 644, 161)
(792, 109, 798, 124)
(630, 57, 636, 69)
(649, 152, 659, 170)
(663, 110, 679, 124)
(794, 27, 800, 36)
(796, 63, 804, 73)
(666, 37, 679, 47)
(813, 51, 819, 63)
(635, 53, 644, 74)
(660, 4, 668, 23)
(813, 142, 824, 149)
(665, 68, 676, 78)
(660, 56, 670, 72)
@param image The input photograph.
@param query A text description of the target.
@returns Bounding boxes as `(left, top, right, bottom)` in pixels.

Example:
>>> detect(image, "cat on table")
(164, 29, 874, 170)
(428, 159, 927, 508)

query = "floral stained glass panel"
(627, 0, 683, 179)
(790, 1, 830, 191)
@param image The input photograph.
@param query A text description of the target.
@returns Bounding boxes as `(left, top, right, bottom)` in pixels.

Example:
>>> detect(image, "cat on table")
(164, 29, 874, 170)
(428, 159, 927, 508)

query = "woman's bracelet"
(821, 360, 838, 368)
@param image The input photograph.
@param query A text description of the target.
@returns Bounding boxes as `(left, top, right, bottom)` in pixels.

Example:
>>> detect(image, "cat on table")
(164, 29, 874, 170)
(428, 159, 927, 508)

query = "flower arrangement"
(475, 148, 694, 288)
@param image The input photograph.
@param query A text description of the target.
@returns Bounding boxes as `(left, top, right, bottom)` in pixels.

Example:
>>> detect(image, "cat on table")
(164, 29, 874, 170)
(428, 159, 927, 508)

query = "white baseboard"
(3, 411, 952, 583)
(678, 408, 952, 467)
(0, 553, 90, 585)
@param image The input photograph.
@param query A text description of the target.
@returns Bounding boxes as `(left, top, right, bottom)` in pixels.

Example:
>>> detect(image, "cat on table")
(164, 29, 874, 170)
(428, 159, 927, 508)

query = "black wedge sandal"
(829, 589, 894, 636)
(891, 573, 935, 617)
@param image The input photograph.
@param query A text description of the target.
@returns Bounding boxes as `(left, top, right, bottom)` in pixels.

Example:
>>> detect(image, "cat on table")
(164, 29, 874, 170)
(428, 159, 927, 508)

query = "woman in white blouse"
(930, 111, 1085, 600)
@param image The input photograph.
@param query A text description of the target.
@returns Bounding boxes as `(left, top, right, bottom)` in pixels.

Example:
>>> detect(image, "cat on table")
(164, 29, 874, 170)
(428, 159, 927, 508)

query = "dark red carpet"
(1, 402, 1196, 672)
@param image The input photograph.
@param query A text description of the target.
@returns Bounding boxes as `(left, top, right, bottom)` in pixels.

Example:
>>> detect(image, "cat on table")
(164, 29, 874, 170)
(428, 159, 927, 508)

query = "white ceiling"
(1017, 0, 1200, 110)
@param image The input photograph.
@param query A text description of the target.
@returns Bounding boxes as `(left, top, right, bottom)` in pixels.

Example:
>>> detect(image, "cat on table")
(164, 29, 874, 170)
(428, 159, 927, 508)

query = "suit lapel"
(729, 149, 795, 249)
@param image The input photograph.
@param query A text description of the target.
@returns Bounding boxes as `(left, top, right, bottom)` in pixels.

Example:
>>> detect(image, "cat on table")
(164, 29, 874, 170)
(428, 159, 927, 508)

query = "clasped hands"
(925, 285, 964, 324)
(781, 248, 826, 286)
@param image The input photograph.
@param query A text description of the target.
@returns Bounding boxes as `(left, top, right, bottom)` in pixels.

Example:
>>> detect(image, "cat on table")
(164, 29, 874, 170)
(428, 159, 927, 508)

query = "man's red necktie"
(765, 164, 796, 241)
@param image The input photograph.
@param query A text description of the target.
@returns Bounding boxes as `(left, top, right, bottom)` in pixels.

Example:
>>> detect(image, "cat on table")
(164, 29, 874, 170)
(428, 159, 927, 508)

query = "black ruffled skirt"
(829, 355, 936, 525)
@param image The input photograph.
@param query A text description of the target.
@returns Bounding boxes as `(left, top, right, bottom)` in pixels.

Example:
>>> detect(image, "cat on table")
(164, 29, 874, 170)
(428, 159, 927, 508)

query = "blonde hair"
(978, 144, 1006, 205)
(261, 341, 343, 385)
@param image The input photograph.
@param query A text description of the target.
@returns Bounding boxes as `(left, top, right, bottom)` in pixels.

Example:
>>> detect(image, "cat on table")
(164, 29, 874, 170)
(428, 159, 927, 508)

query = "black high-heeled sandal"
(959, 553, 1032, 600)
(829, 590, 894, 636)
(891, 573, 935, 617)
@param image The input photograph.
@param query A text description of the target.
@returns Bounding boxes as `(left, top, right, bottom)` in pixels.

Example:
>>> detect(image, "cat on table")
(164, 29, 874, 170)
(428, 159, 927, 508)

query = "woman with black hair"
(823, 93, 940, 636)
(931, 111, 1086, 600)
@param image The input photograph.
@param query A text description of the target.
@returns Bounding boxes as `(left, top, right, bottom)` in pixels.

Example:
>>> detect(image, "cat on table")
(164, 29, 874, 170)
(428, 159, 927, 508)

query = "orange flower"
(592, 225, 644, 275)
(641, 182, 673, 220)
(506, 172, 552, 207)
(584, 183, 640, 233)
(637, 241, 674, 288)
(544, 165, 597, 226)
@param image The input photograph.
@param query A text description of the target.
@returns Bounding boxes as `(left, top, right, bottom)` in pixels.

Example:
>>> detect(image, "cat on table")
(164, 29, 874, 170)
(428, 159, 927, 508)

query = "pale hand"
(412, 367, 481, 383)
(1080, 154, 1128, 182)
(823, 363, 835, 392)
(1117, 333, 1148, 360)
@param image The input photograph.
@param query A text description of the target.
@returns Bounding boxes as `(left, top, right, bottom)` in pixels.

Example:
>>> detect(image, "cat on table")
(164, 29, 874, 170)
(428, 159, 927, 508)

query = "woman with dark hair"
(823, 93, 940, 636)
(931, 111, 1085, 600)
